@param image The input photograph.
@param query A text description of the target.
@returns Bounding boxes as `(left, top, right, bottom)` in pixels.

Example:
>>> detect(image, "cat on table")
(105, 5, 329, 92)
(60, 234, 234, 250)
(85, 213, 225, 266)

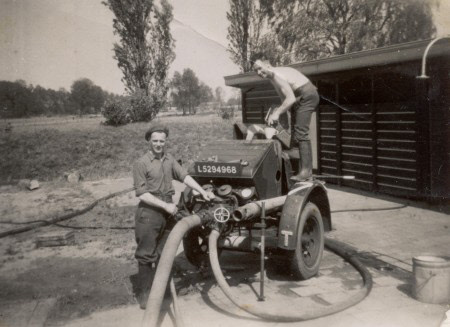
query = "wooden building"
(225, 39, 450, 200)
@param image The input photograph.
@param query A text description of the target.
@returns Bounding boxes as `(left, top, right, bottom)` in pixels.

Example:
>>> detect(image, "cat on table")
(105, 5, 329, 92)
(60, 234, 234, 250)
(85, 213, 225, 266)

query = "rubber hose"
(0, 187, 135, 239)
(142, 214, 205, 327)
(170, 277, 184, 327)
(208, 230, 373, 322)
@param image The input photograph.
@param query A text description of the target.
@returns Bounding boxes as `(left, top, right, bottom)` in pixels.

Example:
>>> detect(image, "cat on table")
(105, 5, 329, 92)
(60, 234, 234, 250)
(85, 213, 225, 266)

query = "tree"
(170, 69, 213, 115)
(31, 85, 51, 115)
(198, 82, 214, 104)
(227, 92, 241, 107)
(215, 87, 225, 105)
(103, 0, 175, 120)
(70, 79, 106, 115)
(0, 81, 34, 118)
(259, 0, 436, 63)
(227, 0, 266, 72)
(52, 88, 72, 115)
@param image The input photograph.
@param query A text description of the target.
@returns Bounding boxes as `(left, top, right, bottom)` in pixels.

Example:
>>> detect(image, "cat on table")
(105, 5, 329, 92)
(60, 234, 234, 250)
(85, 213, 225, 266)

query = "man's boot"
(291, 140, 313, 182)
(137, 263, 154, 310)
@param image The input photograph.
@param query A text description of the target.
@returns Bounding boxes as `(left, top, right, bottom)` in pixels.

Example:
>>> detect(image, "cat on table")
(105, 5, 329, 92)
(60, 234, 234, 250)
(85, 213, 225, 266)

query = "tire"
(290, 202, 324, 280)
(183, 226, 214, 268)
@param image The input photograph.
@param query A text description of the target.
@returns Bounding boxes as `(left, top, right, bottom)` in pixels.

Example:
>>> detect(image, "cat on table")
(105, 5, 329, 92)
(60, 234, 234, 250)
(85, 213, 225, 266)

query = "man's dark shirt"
(132, 151, 188, 198)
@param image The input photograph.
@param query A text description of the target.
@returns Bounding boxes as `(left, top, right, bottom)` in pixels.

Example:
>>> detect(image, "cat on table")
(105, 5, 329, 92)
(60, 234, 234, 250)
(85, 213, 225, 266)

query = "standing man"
(132, 124, 213, 309)
(253, 60, 320, 182)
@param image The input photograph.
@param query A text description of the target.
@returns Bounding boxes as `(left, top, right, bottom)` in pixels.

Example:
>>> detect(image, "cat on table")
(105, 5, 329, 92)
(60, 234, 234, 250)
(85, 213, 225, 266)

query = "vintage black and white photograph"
(0, 0, 449, 326)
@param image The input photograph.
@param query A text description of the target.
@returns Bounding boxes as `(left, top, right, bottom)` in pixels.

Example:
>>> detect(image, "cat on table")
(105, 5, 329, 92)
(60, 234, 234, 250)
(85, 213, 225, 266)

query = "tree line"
(0, 78, 116, 119)
(0, 69, 224, 120)
(227, 0, 437, 72)
(6, 0, 433, 122)
(170, 69, 241, 116)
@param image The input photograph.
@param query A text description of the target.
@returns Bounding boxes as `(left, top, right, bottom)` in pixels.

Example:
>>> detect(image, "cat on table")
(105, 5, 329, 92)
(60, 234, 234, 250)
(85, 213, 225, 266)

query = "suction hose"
(208, 229, 373, 322)
(142, 214, 207, 327)
(169, 278, 184, 327)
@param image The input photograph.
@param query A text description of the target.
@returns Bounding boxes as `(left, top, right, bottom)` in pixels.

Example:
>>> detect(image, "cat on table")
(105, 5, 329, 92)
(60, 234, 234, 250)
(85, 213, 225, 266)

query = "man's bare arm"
(266, 73, 296, 126)
(272, 73, 296, 116)
(138, 193, 177, 215)
(184, 175, 214, 201)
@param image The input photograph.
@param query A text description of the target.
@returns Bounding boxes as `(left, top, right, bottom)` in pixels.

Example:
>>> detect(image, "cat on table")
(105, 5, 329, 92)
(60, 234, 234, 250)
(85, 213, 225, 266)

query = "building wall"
(231, 40, 449, 199)
(311, 56, 448, 199)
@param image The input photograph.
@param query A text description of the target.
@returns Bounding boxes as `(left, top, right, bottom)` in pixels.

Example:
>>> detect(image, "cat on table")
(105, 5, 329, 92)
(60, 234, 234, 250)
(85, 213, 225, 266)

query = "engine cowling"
(188, 140, 282, 200)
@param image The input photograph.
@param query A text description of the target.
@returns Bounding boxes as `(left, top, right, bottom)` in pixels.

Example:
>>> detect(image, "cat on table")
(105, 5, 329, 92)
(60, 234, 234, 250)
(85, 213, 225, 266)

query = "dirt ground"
(0, 185, 136, 325)
(0, 178, 203, 326)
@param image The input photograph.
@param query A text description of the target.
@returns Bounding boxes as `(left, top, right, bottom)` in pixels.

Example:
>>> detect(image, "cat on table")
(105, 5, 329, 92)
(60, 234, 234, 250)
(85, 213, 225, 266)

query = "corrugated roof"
(224, 38, 450, 88)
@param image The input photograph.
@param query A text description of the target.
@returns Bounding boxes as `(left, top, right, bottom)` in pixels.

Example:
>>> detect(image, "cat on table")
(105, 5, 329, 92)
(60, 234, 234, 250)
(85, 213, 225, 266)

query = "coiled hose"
(208, 229, 372, 322)
(142, 214, 208, 327)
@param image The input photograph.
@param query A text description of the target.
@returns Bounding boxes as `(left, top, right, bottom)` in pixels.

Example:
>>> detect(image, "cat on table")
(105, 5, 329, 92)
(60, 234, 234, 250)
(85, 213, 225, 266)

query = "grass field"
(0, 114, 239, 183)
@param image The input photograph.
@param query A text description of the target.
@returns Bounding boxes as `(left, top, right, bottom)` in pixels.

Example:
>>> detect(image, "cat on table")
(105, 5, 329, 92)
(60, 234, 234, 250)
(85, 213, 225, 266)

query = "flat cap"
(145, 124, 169, 141)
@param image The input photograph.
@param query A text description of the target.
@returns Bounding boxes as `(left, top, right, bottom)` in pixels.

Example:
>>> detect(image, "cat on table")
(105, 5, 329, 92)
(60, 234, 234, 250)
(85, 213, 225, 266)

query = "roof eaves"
(225, 38, 450, 88)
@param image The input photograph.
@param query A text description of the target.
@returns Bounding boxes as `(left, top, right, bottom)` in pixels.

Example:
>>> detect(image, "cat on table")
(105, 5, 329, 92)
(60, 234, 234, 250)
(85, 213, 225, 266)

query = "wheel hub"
(301, 217, 320, 266)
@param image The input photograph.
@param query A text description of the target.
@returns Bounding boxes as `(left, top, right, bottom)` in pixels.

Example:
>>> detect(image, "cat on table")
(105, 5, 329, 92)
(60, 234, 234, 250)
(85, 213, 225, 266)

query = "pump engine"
(180, 139, 331, 280)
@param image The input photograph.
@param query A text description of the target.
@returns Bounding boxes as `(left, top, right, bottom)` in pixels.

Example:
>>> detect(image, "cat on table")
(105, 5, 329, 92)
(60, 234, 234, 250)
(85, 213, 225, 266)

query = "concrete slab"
(64, 306, 142, 327)
(316, 290, 360, 305)
(351, 304, 447, 327)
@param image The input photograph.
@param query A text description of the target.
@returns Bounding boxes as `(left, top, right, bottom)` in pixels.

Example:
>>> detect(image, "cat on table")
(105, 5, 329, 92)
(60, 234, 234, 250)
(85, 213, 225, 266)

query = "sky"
(0, 0, 236, 96)
(0, 0, 449, 97)
(171, 0, 229, 47)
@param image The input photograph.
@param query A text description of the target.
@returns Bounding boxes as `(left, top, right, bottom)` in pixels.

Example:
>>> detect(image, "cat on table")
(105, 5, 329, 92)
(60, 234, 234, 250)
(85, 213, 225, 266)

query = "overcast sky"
(171, 0, 229, 47)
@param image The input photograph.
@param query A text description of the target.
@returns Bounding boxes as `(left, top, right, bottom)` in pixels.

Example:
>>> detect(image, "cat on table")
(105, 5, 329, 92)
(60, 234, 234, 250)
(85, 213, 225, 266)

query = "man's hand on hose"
(267, 111, 280, 127)
(164, 202, 178, 216)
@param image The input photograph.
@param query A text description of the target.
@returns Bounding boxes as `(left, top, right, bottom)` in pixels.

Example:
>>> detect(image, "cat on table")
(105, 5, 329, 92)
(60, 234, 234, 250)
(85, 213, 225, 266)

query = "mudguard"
(277, 181, 331, 250)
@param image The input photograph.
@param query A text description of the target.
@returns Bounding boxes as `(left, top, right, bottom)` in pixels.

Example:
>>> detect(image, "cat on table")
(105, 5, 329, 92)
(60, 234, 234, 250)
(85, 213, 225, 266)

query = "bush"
(217, 105, 234, 120)
(127, 90, 159, 122)
(101, 90, 161, 126)
(101, 98, 130, 126)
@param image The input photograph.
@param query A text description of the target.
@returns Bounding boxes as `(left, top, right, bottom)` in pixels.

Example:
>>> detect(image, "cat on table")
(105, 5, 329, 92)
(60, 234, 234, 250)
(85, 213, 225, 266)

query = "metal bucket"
(412, 255, 450, 304)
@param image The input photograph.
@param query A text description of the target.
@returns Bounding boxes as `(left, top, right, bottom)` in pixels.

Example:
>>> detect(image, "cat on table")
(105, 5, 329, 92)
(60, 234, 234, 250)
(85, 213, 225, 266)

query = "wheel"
(183, 226, 213, 268)
(290, 202, 324, 280)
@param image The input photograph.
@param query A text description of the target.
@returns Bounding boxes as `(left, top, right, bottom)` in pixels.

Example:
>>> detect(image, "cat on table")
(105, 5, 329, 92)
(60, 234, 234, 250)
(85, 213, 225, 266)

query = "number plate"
(194, 162, 242, 176)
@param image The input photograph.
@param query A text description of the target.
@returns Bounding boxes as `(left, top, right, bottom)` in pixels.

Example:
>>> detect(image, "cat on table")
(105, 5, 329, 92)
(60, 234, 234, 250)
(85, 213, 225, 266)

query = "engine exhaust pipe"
(219, 234, 278, 252)
(233, 196, 286, 221)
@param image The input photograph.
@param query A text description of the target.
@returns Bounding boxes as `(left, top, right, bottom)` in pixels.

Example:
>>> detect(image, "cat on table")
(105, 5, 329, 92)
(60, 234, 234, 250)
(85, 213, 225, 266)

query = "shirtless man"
(254, 60, 319, 181)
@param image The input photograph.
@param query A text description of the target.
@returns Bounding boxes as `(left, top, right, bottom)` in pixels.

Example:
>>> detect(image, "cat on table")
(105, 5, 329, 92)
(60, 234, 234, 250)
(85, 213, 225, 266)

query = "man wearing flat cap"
(132, 124, 213, 309)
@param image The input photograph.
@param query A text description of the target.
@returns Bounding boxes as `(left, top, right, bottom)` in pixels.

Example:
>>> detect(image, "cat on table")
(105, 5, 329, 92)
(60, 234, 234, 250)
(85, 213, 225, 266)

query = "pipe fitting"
(233, 196, 287, 222)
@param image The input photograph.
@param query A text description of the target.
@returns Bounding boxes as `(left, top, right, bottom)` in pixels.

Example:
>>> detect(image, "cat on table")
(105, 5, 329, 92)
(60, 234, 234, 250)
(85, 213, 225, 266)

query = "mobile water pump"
(142, 139, 372, 326)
